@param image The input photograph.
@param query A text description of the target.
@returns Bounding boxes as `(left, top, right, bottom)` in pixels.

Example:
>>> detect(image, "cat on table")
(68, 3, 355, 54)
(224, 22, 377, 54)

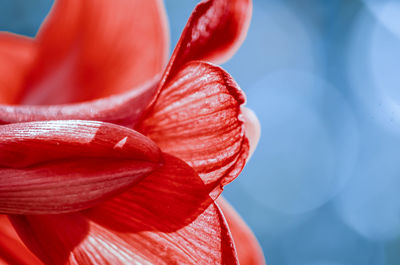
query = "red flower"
(0, 0, 265, 264)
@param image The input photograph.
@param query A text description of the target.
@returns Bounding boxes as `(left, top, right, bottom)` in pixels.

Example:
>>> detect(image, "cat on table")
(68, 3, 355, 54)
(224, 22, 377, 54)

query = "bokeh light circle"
(242, 70, 358, 214)
(335, 133, 400, 241)
(363, 0, 400, 39)
(223, 0, 320, 88)
(347, 2, 400, 132)
(342, 3, 400, 241)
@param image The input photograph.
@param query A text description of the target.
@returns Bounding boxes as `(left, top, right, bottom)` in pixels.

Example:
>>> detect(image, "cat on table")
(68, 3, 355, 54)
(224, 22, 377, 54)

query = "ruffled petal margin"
(10, 154, 239, 265)
(18, 0, 169, 104)
(217, 197, 266, 265)
(0, 120, 161, 214)
(139, 61, 249, 198)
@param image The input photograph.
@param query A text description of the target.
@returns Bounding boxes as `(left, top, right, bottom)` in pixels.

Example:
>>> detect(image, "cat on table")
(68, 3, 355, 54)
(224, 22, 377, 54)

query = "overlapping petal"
(18, 0, 169, 105)
(139, 61, 249, 197)
(0, 0, 260, 263)
(10, 154, 239, 265)
(161, 0, 252, 87)
(0, 215, 42, 265)
(0, 120, 162, 214)
(0, 33, 36, 104)
(218, 198, 266, 265)
(0, 75, 159, 127)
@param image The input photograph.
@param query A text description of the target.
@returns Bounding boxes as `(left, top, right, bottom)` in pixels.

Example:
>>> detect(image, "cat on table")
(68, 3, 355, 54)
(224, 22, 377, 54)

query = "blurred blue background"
(2, 0, 400, 264)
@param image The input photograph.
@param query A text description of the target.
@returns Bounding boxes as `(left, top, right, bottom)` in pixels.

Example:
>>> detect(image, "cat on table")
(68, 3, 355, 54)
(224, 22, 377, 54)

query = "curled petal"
(18, 0, 169, 104)
(0, 120, 160, 167)
(217, 197, 266, 265)
(0, 159, 159, 215)
(0, 120, 162, 214)
(0, 215, 43, 265)
(139, 62, 249, 197)
(0, 33, 36, 104)
(161, 0, 252, 86)
(0, 75, 159, 127)
(11, 154, 239, 265)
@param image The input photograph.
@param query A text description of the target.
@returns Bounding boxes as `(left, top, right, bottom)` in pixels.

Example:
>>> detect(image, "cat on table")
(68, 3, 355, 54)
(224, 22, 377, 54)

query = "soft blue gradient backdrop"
(2, 0, 400, 264)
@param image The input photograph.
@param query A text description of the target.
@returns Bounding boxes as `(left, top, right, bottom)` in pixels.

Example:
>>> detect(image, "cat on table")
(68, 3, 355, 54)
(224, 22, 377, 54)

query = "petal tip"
(241, 107, 260, 160)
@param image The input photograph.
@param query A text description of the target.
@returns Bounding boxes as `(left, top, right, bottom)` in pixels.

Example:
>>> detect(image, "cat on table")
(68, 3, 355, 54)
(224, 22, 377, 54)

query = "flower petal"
(0, 215, 43, 265)
(0, 120, 161, 167)
(161, 0, 252, 86)
(18, 0, 169, 105)
(0, 75, 159, 127)
(10, 154, 239, 265)
(242, 107, 261, 160)
(86, 153, 211, 232)
(0, 33, 36, 104)
(217, 197, 266, 265)
(139, 61, 249, 197)
(0, 120, 162, 214)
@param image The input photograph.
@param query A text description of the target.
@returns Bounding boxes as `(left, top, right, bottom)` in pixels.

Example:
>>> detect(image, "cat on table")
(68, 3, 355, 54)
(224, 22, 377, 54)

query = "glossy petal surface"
(139, 62, 249, 197)
(11, 154, 239, 265)
(0, 33, 35, 104)
(218, 197, 265, 265)
(18, 0, 169, 104)
(0, 120, 161, 214)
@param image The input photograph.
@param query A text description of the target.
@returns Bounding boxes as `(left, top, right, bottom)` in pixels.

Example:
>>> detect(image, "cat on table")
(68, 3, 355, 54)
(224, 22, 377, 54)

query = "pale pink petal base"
(241, 107, 261, 160)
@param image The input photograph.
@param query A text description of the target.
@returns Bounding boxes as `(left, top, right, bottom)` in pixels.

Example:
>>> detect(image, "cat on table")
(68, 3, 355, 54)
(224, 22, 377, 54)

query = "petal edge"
(139, 61, 249, 198)
(18, 0, 169, 104)
(0, 120, 162, 214)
